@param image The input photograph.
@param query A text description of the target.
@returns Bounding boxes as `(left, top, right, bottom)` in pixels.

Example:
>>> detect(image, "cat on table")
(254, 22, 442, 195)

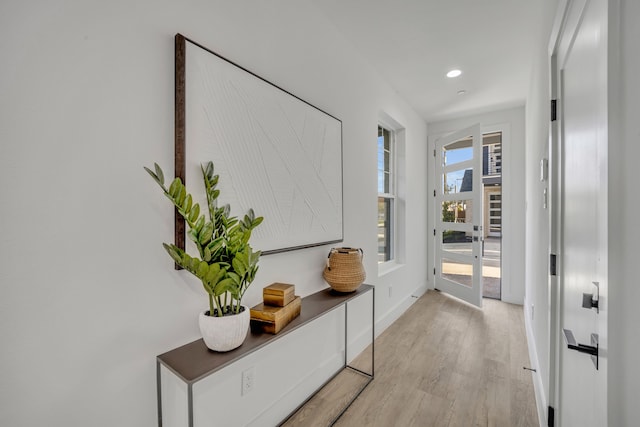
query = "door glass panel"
(441, 138, 473, 167)
(441, 257, 473, 288)
(442, 230, 472, 253)
(441, 199, 473, 223)
(442, 168, 473, 194)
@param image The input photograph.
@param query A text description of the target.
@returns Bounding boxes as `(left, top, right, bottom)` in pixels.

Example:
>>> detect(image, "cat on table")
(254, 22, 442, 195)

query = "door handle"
(582, 293, 599, 311)
(562, 329, 599, 370)
(582, 281, 600, 313)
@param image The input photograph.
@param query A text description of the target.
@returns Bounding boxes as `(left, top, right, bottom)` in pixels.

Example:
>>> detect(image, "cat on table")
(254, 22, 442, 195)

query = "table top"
(157, 284, 373, 384)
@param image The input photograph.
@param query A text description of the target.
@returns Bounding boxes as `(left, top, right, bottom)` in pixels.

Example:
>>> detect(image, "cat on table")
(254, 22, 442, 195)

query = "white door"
(551, 0, 608, 425)
(434, 124, 483, 307)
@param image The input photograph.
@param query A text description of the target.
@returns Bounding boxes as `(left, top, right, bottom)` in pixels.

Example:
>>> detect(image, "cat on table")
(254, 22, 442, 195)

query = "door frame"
(548, 2, 578, 418)
(547, 3, 564, 418)
(429, 122, 512, 303)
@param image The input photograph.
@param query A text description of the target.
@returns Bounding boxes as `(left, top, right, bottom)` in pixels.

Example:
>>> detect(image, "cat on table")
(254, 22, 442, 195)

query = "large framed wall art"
(174, 34, 343, 255)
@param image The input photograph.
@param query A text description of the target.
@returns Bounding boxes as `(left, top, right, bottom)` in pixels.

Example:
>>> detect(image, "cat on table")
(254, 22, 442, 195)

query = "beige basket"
(323, 247, 366, 293)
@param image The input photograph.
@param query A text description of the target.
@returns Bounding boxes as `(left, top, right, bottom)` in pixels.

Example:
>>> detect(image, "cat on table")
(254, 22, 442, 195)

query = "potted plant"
(144, 161, 263, 351)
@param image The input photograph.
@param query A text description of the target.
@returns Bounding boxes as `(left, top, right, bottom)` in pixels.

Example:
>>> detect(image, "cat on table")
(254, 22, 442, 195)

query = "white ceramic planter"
(198, 306, 250, 352)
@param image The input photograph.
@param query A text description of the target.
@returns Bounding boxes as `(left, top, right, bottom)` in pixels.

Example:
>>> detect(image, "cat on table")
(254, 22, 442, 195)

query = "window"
(378, 125, 395, 263)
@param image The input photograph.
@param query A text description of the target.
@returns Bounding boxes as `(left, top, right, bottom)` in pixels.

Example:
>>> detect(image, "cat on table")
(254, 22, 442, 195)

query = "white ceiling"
(310, 0, 549, 123)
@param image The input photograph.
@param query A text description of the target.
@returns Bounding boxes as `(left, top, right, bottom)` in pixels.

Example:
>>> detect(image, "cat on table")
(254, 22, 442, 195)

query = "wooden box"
(250, 296, 301, 334)
(263, 282, 296, 307)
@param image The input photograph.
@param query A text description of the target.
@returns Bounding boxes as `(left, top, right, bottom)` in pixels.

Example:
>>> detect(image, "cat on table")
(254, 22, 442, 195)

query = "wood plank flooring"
(283, 290, 538, 427)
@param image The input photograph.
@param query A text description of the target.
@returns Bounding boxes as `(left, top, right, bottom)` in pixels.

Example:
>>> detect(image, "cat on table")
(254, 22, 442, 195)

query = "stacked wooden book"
(250, 283, 301, 334)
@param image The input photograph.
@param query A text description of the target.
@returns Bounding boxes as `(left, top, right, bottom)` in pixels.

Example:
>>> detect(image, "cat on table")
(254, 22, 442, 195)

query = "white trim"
(377, 260, 403, 277)
(378, 111, 407, 266)
(378, 124, 396, 263)
(547, 49, 561, 424)
(374, 283, 427, 338)
(548, 0, 570, 56)
(378, 110, 404, 132)
(524, 300, 549, 427)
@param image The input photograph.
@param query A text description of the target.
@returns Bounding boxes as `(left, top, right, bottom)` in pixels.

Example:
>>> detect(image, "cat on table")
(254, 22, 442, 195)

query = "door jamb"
(547, 0, 591, 423)
(548, 5, 565, 424)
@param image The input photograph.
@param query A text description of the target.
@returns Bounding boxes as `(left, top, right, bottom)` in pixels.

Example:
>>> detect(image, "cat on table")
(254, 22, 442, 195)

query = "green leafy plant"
(145, 161, 263, 317)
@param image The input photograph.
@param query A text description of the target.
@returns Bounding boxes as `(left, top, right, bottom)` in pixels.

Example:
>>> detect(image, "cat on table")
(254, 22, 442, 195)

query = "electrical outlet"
(241, 367, 255, 396)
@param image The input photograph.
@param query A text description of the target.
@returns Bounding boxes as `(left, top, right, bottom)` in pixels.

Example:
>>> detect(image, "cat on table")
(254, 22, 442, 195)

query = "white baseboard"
(524, 300, 548, 427)
(375, 283, 427, 338)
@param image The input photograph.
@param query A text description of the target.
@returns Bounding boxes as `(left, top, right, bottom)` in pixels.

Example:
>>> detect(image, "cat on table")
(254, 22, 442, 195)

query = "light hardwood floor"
(283, 290, 538, 427)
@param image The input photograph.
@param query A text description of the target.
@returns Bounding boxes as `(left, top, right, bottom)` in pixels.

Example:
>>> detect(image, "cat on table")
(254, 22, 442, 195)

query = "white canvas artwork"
(180, 39, 343, 254)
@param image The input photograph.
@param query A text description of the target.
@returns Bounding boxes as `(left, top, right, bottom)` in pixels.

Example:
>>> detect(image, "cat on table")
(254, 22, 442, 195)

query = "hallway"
(285, 290, 538, 426)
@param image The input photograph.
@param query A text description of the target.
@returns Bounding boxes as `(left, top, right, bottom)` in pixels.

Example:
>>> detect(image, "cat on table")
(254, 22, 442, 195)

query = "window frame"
(377, 124, 396, 265)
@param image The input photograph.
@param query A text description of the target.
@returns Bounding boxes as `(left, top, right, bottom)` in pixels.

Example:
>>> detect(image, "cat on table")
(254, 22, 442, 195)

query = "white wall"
(427, 106, 526, 305)
(608, 0, 640, 424)
(0, 1, 428, 425)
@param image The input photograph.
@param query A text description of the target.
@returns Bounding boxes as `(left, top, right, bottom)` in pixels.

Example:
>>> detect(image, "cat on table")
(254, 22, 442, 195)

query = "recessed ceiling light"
(447, 69, 462, 78)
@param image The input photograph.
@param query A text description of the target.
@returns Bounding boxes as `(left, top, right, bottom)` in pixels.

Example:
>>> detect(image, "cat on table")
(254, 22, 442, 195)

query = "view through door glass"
(440, 142, 474, 288)
(482, 132, 502, 299)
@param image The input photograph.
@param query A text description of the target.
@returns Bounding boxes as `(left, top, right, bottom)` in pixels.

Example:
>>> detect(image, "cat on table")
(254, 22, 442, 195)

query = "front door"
(551, 0, 608, 425)
(434, 124, 483, 307)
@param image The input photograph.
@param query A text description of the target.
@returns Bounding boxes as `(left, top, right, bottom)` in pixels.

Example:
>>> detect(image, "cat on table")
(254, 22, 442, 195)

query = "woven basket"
(323, 247, 366, 293)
